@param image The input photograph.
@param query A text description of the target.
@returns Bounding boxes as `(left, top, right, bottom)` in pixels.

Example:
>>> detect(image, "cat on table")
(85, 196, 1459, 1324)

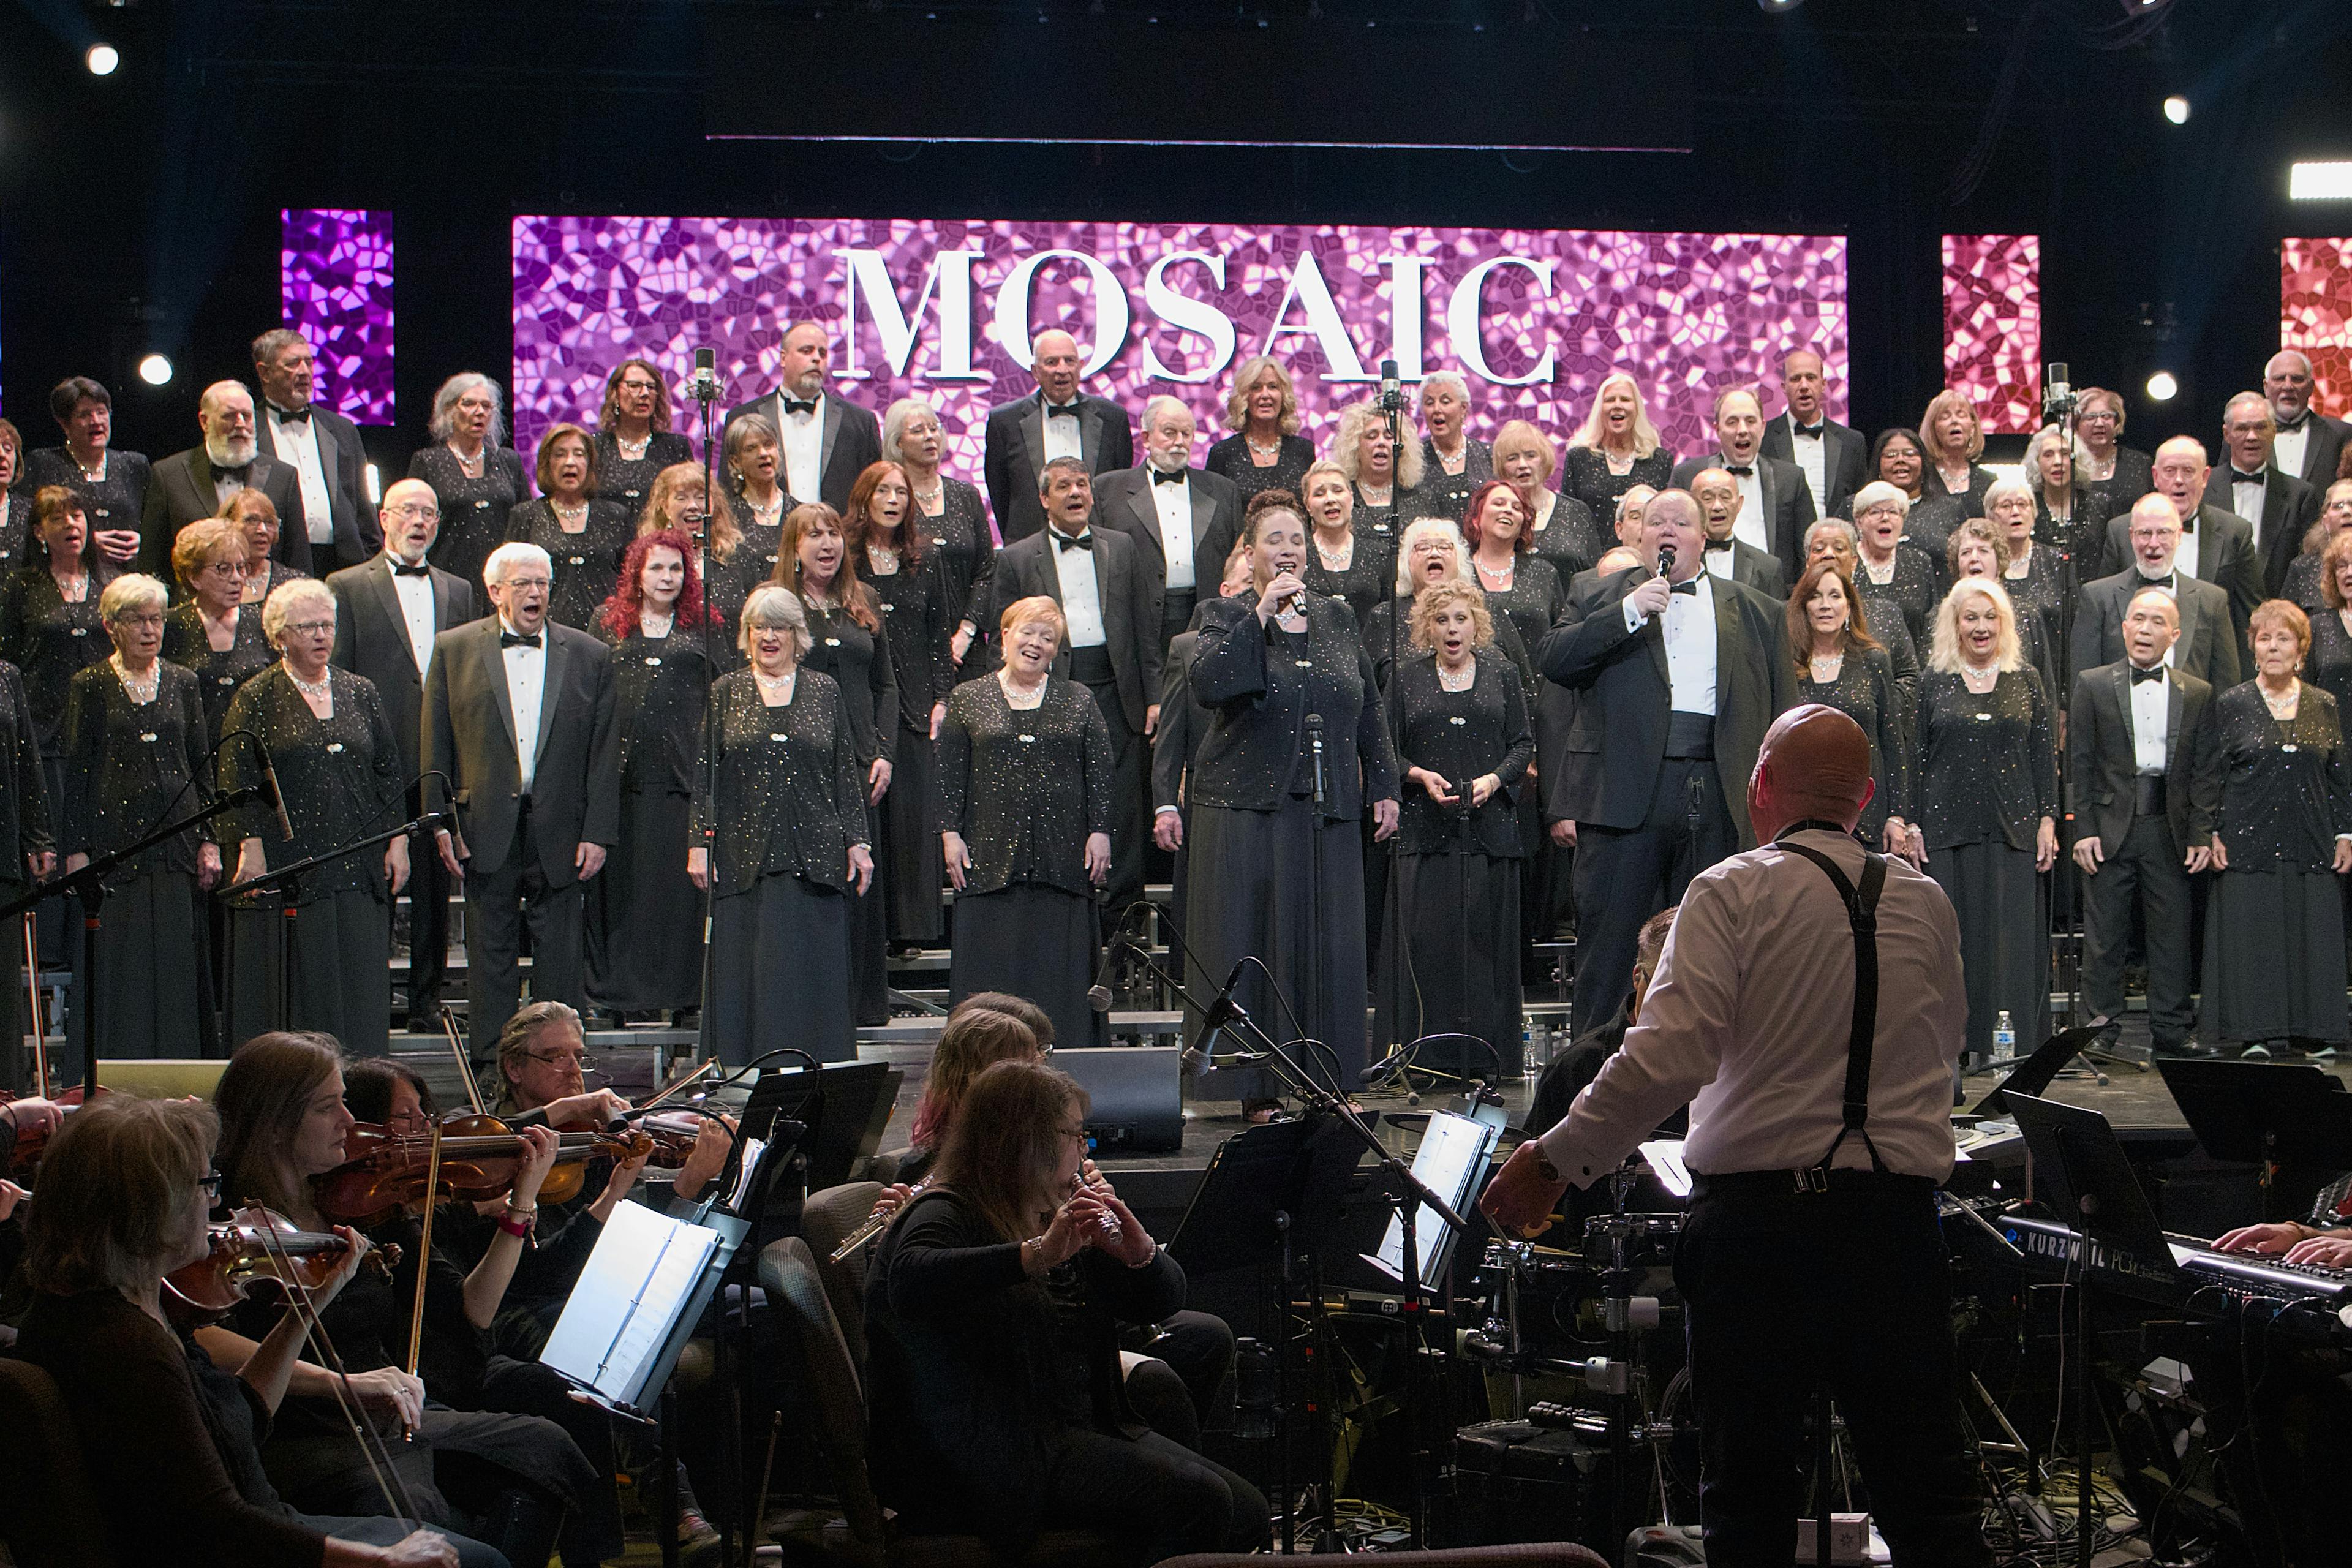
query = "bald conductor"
(1483, 704, 1991, 1568)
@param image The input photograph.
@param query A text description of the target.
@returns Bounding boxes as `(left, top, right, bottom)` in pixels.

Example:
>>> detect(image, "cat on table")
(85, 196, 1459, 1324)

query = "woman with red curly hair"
(587, 529, 714, 1020)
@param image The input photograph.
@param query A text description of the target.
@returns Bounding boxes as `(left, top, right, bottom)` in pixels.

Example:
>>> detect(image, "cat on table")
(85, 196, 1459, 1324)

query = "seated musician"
(492, 1000, 734, 1208)
(1528, 905, 1679, 1139)
(15, 1092, 500, 1567)
(864, 1058, 1268, 1565)
(2214, 1215, 2352, 1268)
(195, 1031, 602, 1568)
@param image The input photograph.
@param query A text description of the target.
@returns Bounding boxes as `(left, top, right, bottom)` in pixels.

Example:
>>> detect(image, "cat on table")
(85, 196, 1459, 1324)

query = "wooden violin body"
(312, 1114, 654, 1224)
(164, 1206, 398, 1315)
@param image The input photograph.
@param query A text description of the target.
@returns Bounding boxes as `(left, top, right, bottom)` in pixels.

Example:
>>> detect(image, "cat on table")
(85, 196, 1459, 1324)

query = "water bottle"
(1992, 1010, 2016, 1066)
(1523, 1021, 1540, 1080)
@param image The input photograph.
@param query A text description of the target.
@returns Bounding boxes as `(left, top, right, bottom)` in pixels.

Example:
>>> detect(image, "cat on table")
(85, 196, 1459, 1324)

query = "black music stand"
(2156, 1058, 2352, 1220)
(2005, 1093, 2182, 1568)
(1970, 1024, 2120, 1117)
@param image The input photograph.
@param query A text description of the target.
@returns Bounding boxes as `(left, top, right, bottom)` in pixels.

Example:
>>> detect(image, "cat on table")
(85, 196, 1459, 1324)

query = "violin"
(313, 1114, 654, 1224)
(164, 1205, 400, 1315)
(1, 1087, 91, 1177)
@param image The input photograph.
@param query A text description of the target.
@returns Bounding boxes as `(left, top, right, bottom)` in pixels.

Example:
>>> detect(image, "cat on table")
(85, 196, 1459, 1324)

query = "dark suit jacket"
(140, 447, 312, 579)
(2101, 502, 2265, 662)
(1669, 451, 1818, 584)
(424, 617, 619, 884)
(2070, 567, 2241, 691)
(978, 526, 1161, 733)
(720, 390, 883, 514)
(982, 392, 1134, 543)
(264, 404, 382, 572)
(1152, 627, 1215, 812)
(2065, 660, 2220, 858)
(2281, 412, 2352, 489)
(328, 556, 477, 778)
(1535, 566, 1797, 845)
(1090, 464, 1243, 613)
(2215, 464, 2323, 596)
(1759, 412, 1869, 521)
(1700, 540, 1787, 599)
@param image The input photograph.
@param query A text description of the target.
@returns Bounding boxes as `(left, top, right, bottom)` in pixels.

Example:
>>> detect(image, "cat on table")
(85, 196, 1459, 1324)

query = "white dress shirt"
(267, 405, 334, 545)
(1703, 543, 1736, 582)
(1624, 570, 1719, 715)
(2275, 421, 2312, 484)
(2128, 664, 2170, 775)
(1725, 462, 1767, 554)
(500, 619, 546, 792)
(1150, 470, 1199, 591)
(777, 392, 826, 503)
(1049, 529, 1108, 647)
(1788, 421, 1830, 518)
(2174, 519, 2201, 581)
(1042, 401, 1085, 465)
(2228, 470, 2271, 548)
(387, 554, 439, 677)
(1539, 828, 1968, 1184)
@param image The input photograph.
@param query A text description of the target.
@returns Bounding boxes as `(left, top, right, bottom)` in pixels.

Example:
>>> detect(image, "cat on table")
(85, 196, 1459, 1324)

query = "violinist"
(491, 1000, 733, 1208)
(15, 1093, 497, 1567)
(200, 1031, 600, 1568)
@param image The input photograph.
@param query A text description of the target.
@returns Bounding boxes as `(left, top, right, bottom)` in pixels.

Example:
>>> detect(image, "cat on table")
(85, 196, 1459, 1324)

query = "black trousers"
(2081, 814, 2196, 1046)
(0, 908, 27, 1094)
(1569, 753, 1734, 1034)
(407, 780, 453, 1023)
(1044, 1426, 1269, 1567)
(464, 807, 587, 1063)
(1079, 673, 1147, 919)
(1677, 1175, 1991, 1568)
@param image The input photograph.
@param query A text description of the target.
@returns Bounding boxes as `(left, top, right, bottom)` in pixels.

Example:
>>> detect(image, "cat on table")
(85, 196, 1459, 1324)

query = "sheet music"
(541, 1199, 720, 1406)
(1638, 1139, 1695, 1199)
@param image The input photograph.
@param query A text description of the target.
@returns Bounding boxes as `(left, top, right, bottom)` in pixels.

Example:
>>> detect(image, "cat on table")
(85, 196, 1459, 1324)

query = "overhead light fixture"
(2145, 371, 2179, 403)
(85, 43, 119, 75)
(2291, 162, 2352, 201)
(137, 353, 173, 386)
(1758, 0, 1805, 10)
(2162, 96, 2190, 125)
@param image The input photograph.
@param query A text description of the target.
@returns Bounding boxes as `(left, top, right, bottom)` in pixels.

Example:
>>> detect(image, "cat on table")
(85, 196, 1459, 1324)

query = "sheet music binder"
(540, 1198, 747, 1415)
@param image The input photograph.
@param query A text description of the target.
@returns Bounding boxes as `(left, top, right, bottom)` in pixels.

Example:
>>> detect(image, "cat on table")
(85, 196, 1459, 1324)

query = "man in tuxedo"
(1690, 467, 1789, 598)
(1670, 387, 1816, 584)
(426, 541, 619, 1063)
(254, 328, 381, 573)
(983, 329, 1134, 544)
(1152, 549, 1254, 935)
(1760, 349, 1867, 520)
(1611, 487, 1656, 548)
(330, 478, 476, 1033)
(1093, 396, 1242, 655)
(2076, 496, 2241, 688)
(141, 380, 312, 578)
(1536, 489, 1796, 1033)
(2109, 436, 2267, 664)
(2218, 391, 2323, 595)
(2067, 586, 2223, 1059)
(720, 320, 883, 513)
(981, 458, 1161, 915)
(2264, 350, 2351, 489)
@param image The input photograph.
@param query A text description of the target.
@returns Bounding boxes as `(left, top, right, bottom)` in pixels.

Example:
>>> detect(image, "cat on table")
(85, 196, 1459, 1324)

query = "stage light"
(2162, 96, 2190, 125)
(1758, 0, 1805, 10)
(2290, 162, 2352, 202)
(85, 43, 119, 75)
(2145, 371, 2179, 403)
(137, 353, 173, 386)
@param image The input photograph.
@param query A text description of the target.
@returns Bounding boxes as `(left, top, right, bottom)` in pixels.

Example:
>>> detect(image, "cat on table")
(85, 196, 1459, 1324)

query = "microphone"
(1289, 585, 1311, 619)
(1180, 957, 1259, 1073)
(690, 347, 723, 406)
(1378, 357, 1403, 413)
(1305, 712, 1327, 808)
(1656, 541, 1677, 582)
(1087, 903, 1146, 1012)
(261, 752, 294, 842)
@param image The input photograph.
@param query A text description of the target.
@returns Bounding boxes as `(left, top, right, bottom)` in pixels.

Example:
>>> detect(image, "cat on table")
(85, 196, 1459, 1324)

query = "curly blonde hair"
(1408, 579, 1494, 652)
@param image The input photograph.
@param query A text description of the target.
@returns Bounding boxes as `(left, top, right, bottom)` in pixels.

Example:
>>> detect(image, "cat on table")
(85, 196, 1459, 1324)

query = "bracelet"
(503, 1200, 538, 1219)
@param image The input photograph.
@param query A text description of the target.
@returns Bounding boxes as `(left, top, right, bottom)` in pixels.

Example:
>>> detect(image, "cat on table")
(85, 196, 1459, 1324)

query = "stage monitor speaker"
(1058, 1046, 1183, 1154)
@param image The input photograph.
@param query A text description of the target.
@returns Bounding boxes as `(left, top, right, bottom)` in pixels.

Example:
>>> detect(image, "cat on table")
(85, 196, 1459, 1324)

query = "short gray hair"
(1140, 395, 1194, 436)
(1419, 370, 1471, 410)
(428, 372, 508, 447)
(99, 573, 168, 623)
(2222, 391, 2274, 433)
(1037, 454, 1090, 499)
(1851, 480, 1911, 516)
(738, 582, 809, 658)
(261, 578, 336, 647)
(1981, 475, 2035, 515)
(1806, 516, 1860, 553)
(251, 328, 308, 369)
(483, 540, 552, 587)
(1615, 484, 1657, 528)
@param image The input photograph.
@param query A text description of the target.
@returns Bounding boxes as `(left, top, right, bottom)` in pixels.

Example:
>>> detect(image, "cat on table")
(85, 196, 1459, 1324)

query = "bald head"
(1749, 704, 1874, 843)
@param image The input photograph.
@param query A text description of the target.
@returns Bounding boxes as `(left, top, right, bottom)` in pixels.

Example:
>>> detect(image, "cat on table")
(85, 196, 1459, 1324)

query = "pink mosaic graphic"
(1942, 234, 2041, 435)
(282, 208, 396, 425)
(2282, 238, 2352, 418)
(511, 218, 1848, 475)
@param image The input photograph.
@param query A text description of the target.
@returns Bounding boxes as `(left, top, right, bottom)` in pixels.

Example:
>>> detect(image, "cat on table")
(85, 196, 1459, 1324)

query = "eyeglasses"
(202, 560, 243, 578)
(2078, 411, 2120, 424)
(198, 1172, 223, 1199)
(619, 379, 660, 394)
(385, 503, 441, 521)
(1058, 1124, 1090, 1145)
(501, 576, 552, 592)
(113, 612, 164, 629)
(285, 620, 336, 637)
(526, 1049, 589, 1068)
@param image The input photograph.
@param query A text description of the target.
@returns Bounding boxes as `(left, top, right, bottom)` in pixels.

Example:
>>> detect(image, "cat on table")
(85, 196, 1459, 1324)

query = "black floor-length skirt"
(225, 888, 392, 1057)
(948, 882, 1107, 1052)
(68, 868, 203, 1068)
(590, 786, 704, 1013)
(879, 722, 944, 944)
(709, 869, 855, 1065)
(1185, 797, 1369, 1101)
(2204, 867, 2350, 1044)
(850, 802, 891, 1025)
(1374, 850, 1523, 1079)
(1928, 839, 2049, 1065)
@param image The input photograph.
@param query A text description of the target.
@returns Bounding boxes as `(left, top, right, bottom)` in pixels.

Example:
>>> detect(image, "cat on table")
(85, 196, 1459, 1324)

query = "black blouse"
(801, 598, 900, 769)
(507, 498, 635, 630)
(0, 492, 30, 579)
(938, 674, 1115, 899)
(1390, 649, 1534, 859)
(1303, 530, 1395, 628)
(1798, 644, 1912, 841)
(2081, 447, 2155, 521)
(408, 443, 529, 589)
(1895, 491, 1970, 563)
(1558, 446, 1675, 527)
(1363, 591, 1534, 693)
(1349, 484, 1422, 556)
(1913, 668, 2057, 852)
(1925, 462, 1997, 519)
(2309, 608, 2352, 718)
(1474, 555, 1566, 672)
(162, 601, 273, 747)
(864, 553, 956, 732)
(1204, 432, 1316, 505)
(60, 658, 211, 876)
(219, 666, 407, 900)
(21, 447, 152, 542)
(2210, 680, 2352, 873)
(1418, 436, 1495, 521)
(2283, 552, 2329, 614)
(1524, 491, 1608, 581)
(0, 662, 54, 887)
(1, 564, 113, 755)
(1853, 545, 1945, 656)
(592, 429, 693, 519)
(690, 668, 869, 897)
(2033, 489, 2115, 577)
(914, 477, 996, 641)
(2001, 544, 2073, 688)
(1186, 594, 1398, 821)
(602, 625, 715, 797)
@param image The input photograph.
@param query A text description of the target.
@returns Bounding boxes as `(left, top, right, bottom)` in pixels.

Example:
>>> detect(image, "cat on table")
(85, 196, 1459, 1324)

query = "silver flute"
(829, 1177, 932, 1262)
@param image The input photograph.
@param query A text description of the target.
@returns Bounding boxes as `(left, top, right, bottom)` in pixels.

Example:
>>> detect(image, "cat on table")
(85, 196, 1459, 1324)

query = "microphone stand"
(690, 355, 724, 1071)
(1379, 366, 1411, 1089)
(1306, 712, 1326, 1095)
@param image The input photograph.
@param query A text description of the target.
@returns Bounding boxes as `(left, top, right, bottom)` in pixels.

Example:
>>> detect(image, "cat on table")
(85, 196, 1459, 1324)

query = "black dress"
(591, 428, 693, 519)
(408, 444, 529, 590)
(2204, 680, 2352, 1044)
(2034, 490, 2116, 578)
(938, 674, 1115, 1052)
(162, 601, 273, 747)
(1349, 484, 1422, 560)
(2309, 608, 2352, 717)
(2081, 447, 2156, 521)
(693, 667, 869, 1063)
(1419, 436, 1494, 521)
(219, 666, 407, 1058)
(22, 446, 151, 546)
(0, 491, 31, 578)
(1896, 491, 1970, 562)
(1477, 554, 1570, 961)
(0, 662, 53, 1093)
(2283, 552, 2330, 613)
(2001, 543, 2073, 690)
(1797, 644, 1912, 849)
(1524, 491, 1607, 581)
(1559, 446, 1675, 527)
(914, 477, 996, 650)
(1, 564, 112, 759)
(1854, 546, 1945, 657)
(505, 498, 633, 630)
(589, 624, 714, 1014)
(1915, 667, 2057, 1063)
(698, 541, 763, 668)
(1302, 530, 1393, 628)
(803, 598, 900, 1025)
(1205, 432, 1316, 505)
(1925, 462, 1997, 519)
(1373, 650, 1534, 1077)
(868, 552, 955, 946)
(60, 658, 211, 1062)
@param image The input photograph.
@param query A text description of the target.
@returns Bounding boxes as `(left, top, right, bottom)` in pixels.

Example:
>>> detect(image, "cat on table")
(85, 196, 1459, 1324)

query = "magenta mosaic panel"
(511, 217, 1849, 475)
(1942, 234, 2041, 435)
(282, 208, 396, 425)
(2282, 238, 2352, 417)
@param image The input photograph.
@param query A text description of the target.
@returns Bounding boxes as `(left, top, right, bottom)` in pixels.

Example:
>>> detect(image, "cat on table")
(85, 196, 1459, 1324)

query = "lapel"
(479, 623, 519, 752)
(2109, 664, 2136, 756)
(2164, 671, 2185, 767)
(1753, 456, 1779, 534)
(1711, 573, 1743, 672)
(361, 559, 405, 644)
(1120, 475, 1163, 556)
(1020, 399, 1047, 487)
(1093, 529, 1124, 628)
(2190, 507, 2224, 582)
(1188, 480, 1217, 556)
(535, 628, 570, 764)
(820, 396, 843, 480)
(432, 571, 466, 635)
(190, 450, 220, 511)
(1080, 401, 1102, 470)
(1030, 535, 1066, 609)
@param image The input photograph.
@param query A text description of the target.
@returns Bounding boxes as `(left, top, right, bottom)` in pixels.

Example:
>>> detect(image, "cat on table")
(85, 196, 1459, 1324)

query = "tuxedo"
(2066, 660, 2221, 1049)
(2272, 409, 2351, 489)
(1760, 410, 1868, 521)
(1698, 537, 1787, 599)
(720, 388, 883, 514)
(2070, 566, 2241, 690)
(1090, 462, 1243, 651)
(263, 401, 381, 572)
(424, 616, 619, 1059)
(1152, 624, 1219, 936)
(983, 391, 1134, 544)
(140, 447, 312, 579)
(1670, 450, 1817, 584)
(2217, 463, 2323, 596)
(2101, 502, 2266, 663)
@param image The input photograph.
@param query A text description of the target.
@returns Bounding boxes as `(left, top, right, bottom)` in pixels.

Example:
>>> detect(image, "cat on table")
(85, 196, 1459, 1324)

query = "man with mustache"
(140, 379, 312, 579)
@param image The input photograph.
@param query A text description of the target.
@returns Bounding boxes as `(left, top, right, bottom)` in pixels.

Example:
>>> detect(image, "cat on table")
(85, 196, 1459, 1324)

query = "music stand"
(1970, 1024, 2118, 1117)
(734, 1061, 903, 1213)
(1168, 1111, 1371, 1276)
(2155, 1058, 2352, 1221)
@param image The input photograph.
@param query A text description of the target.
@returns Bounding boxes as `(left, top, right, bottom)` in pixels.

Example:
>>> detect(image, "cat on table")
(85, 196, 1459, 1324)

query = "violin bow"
(637, 1056, 717, 1114)
(404, 1121, 445, 1378)
(23, 920, 47, 1098)
(439, 1011, 486, 1117)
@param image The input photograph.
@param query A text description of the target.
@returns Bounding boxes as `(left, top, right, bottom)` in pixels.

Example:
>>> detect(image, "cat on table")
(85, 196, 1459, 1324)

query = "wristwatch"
(1531, 1145, 1562, 1184)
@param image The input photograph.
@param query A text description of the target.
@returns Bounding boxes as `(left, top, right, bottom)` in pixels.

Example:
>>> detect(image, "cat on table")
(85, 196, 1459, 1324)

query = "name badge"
(326, 742, 345, 754)
(824, 636, 841, 647)
(1019, 733, 1038, 744)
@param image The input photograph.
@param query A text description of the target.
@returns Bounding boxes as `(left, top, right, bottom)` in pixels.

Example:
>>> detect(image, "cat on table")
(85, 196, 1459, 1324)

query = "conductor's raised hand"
(1480, 1140, 1568, 1240)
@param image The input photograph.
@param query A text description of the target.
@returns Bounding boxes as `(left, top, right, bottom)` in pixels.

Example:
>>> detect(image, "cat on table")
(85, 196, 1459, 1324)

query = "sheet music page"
(541, 1199, 720, 1403)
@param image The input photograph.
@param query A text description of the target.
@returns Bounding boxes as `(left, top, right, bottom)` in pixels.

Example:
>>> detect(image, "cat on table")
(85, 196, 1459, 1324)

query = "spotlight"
(2162, 96, 2190, 125)
(2145, 371, 2179, 403)
(1757, 0, 1804, 10)
(2290, 162, 2352, 202)
(85, 43, 119, 76)
(137, 353, 173, 387)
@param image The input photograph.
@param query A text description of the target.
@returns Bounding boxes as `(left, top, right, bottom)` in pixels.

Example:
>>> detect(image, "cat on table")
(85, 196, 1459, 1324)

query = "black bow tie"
(216, 464, 251, 483)
(1792, 423, 1825, 439)
(500, 630, 542, 650)
(1668, 579, 1700, 596)
(1052, 530, 1092, 552)
(2177, 513, 2195, 533)
(2130, 664, 2166, 685)
(391, 561, 432, 578)
(1724, 464, 1754, 477)
(1045, 402, 1080, 420)
(2278, 409, 2311, 433)
(1151, 467, 1187, 486)
(2138, 572, 2175, 594)
(1703, 539, 1733, 552)
(782, 397, 818, 417)
(273, 404, 311, 425)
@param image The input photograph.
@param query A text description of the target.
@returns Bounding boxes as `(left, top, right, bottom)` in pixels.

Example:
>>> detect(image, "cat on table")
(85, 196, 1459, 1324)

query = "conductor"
(1482, 704, 1990, 1568)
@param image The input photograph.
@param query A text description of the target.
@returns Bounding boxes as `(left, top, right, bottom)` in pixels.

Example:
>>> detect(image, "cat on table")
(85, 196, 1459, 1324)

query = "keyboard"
(1959, 1208, 2352, 1311)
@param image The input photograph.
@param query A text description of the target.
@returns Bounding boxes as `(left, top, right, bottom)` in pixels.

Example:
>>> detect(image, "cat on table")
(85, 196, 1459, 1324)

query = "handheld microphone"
(1656, 541, 1677, 582)
(1305, 712, 1327, 807)
(690, 347, 722, 406)
(1378, 358, 1403, 413)
(1289, 586, 1311, 619)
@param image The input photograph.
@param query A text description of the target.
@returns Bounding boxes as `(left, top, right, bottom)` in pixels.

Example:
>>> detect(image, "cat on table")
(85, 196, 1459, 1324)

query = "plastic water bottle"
(1523, 1022, 1540, 1080)
(1992, 1010, 2016, 1066)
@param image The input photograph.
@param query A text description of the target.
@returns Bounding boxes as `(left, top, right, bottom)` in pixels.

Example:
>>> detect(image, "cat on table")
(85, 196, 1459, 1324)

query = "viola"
(164, 1205, 399, 1314)
(635, 1109, 717, 1170)
(312, 1114, 654, 1224)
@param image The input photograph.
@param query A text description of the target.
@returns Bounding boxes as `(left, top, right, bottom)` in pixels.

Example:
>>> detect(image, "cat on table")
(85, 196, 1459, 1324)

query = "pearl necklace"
(1314, 535, 1353, 571)
(112, 654, 157, 704)
(2262, 681, 2301, 718)
(1961, 663, 2000, 694)
(553, 500, 589, 531)
(1437, 661, 1475, 692)
(1000, 671, 1047, 709)
(1246, 433, 1283, 458)
(616, 432, 650, 461)
(754, 667, 797, 700)
(286, 663, 333, 701)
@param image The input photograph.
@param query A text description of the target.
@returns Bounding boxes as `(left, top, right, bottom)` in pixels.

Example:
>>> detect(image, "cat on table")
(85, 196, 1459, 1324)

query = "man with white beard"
(139, 379, 312, 578)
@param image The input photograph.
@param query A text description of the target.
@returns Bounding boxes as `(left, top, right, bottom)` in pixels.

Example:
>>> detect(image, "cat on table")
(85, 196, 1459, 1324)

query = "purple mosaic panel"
(511, 217, 1849, 474)
(282, 208, 395, 425)
(2282, 238, 2352, 418)
(1942, 234, 2041, 435)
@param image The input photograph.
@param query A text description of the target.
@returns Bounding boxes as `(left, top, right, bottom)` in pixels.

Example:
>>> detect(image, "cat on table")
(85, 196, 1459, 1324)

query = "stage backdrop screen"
(511, 217, 1849, 480)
